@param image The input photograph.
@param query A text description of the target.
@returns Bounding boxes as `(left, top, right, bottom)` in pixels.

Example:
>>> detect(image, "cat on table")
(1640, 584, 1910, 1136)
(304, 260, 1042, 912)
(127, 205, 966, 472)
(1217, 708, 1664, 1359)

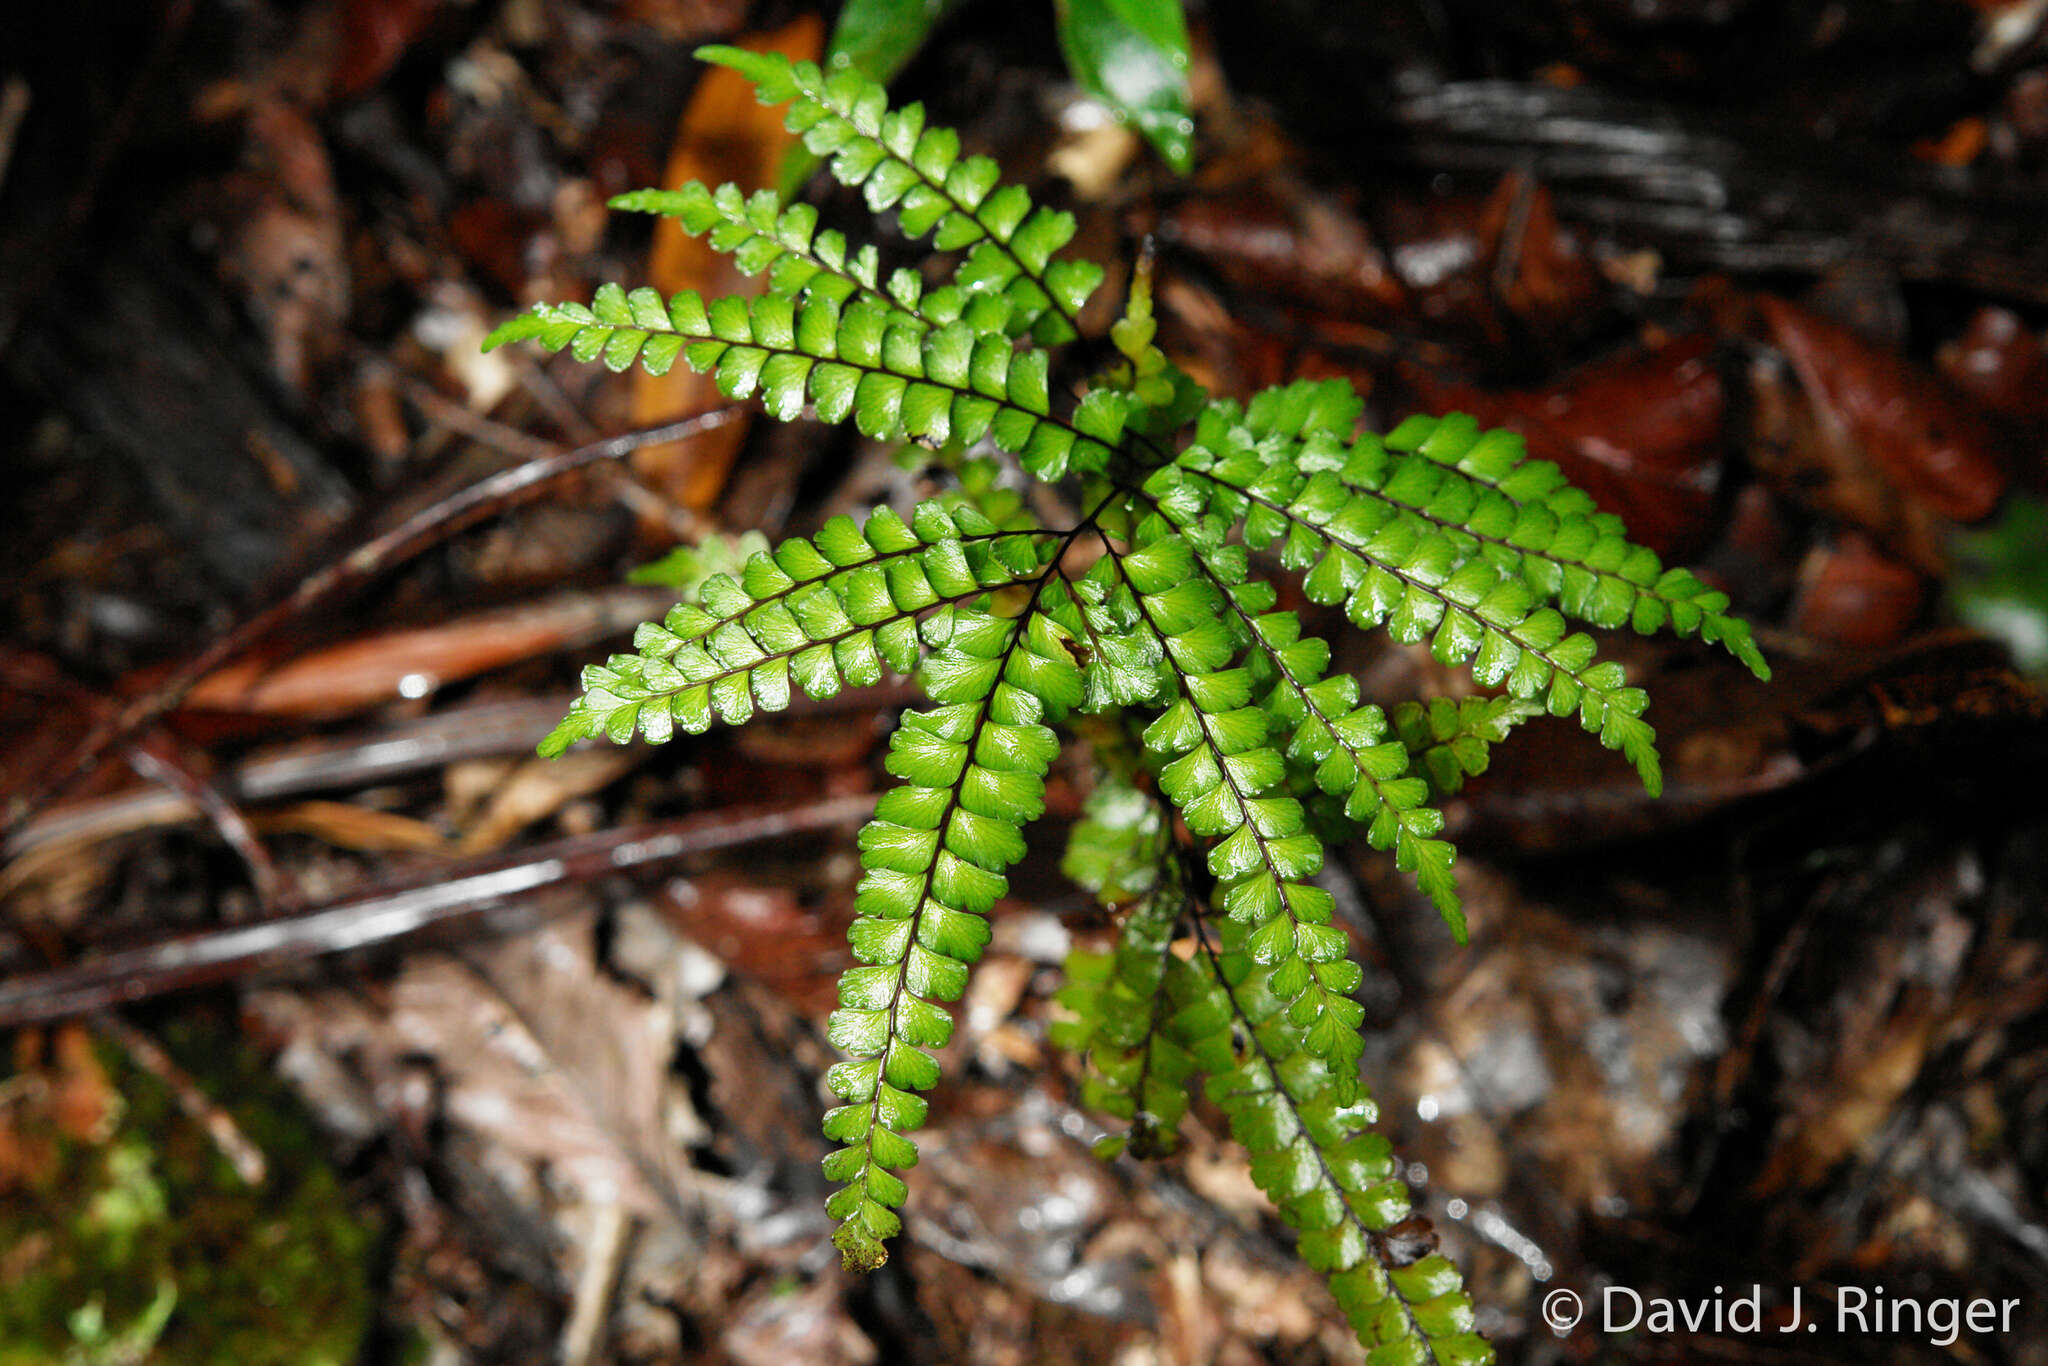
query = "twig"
(559, 1202, 635, 1366)
(0, 793, 873, 1028)
(126, 734, 294, 911)
(373, 355, 707, 542)
(1, 406, 745, 834)
(5, 675, 920, 864)
(94, 1012, 268, 1186)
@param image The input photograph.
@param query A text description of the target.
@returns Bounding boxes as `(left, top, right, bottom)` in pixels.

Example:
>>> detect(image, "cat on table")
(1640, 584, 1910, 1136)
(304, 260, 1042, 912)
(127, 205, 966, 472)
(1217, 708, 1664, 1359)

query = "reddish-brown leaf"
(655, 871, 847, 1014)
(1154, 178, 1406, 320)
(169, 588, 671, 721)
(1403, 335, 1726, 556)
(334, 0, 440, 100)
(1936, 306, 2048, 455)
(1760, 296, 2005, 524)
(1791, 532, 1927, 650)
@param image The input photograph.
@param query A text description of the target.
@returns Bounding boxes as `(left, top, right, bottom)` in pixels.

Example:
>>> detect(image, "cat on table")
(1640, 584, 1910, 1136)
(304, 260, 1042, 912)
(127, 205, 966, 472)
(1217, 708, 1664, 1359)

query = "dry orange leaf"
(175, 590, 666, 719)
(255, 800, 448, 853)
(630, 15, 823, 514)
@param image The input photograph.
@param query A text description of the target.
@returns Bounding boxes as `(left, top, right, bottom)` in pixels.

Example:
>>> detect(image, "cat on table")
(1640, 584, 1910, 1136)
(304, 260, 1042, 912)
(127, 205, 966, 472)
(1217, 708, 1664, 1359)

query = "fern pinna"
(487, 45, 1769, 1359)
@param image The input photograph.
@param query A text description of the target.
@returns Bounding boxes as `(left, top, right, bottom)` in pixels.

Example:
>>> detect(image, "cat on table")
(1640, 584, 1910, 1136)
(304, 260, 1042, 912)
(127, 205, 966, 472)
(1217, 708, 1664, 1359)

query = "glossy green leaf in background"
(810, 0, 1197, 186)
(826, 0, 961, 84)
(1054, 0, 1196, 173)
(1954, 496, 2048, 678)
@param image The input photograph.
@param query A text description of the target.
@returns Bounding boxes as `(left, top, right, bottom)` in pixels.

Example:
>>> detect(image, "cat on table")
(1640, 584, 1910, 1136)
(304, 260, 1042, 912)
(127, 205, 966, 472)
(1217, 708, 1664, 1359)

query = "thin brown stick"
(1, 407, 746, 834)
(126, 735, 294, 911)
(5, 673, 922, 865)
(94, 1012, 268, 1186)
(373, 355, 706, 541)
(0, 793, 873, 1028)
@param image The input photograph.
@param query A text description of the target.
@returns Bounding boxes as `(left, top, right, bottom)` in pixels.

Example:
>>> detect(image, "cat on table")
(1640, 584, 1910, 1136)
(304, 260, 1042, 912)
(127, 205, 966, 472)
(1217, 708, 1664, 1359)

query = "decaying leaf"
(627, 16, 822, 514)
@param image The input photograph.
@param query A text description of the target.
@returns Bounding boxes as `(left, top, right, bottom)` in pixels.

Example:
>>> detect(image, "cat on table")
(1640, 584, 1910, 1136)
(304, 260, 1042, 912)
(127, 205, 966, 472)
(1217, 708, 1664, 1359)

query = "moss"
(0, 1018, 377, 1365)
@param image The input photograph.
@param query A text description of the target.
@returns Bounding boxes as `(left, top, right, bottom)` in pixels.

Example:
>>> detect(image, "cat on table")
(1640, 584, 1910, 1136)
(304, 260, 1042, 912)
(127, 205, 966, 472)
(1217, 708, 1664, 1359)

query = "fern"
(1178, 916, 1492, 1364)
(487, 46, 1771, 1353)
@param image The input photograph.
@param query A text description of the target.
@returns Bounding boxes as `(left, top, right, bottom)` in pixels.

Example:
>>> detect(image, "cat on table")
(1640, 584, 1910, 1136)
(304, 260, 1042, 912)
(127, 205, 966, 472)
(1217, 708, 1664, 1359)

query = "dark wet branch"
(0, 792, 873, 1028)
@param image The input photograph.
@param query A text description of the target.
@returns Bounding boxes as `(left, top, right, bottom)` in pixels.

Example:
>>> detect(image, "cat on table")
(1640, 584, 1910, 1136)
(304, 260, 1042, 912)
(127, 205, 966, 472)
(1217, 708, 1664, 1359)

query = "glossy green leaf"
(1054, 0, 1196, 172)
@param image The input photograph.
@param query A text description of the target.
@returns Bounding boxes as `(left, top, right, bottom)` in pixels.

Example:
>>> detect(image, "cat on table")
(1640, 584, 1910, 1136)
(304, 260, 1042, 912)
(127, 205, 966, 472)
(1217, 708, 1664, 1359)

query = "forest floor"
(4, 1, 2048, 1362)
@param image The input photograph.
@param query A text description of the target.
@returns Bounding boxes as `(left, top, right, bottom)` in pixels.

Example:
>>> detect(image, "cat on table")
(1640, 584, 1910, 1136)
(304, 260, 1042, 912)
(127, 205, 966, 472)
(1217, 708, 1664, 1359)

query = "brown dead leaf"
(629, 16, 822, 515)
(1478, 173, 1603, 344)
(1790, 532, 1928, 650)
(0, 1025, 117, 1194)
(1754, 997, 1945, 1196)
(720, 1274, 877, 1366)
(49, 1023, 118, 1144)
(334, 0, 442, 99)
(1200, 1242, 1325, 1345)
(0, 1116, 56, 1196)
(1402, 334, 1726, 557)
(1760, 295, 2006, 524)
(205, 98, 351, 391)
(617, 0, 749, 43)
(249, 905, 699, 1216)
(1395, 898, 1737, 1216)
(454, 749, 640, 853)
(1155, 174, 1406, 321)
(1937, 305, 2048, 444)
(255, 800, 447, 853)
(1747, 346, 1949, 572)
(657, 872, 847, 1015)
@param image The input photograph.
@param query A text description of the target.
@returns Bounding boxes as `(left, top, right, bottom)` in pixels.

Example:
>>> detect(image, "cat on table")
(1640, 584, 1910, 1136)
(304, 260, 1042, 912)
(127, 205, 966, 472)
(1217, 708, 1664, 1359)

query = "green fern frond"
(1103, 519, 1371, 1093)
(1099, 246, 1210, 434)
(493, 46, 1776, 1349)
(1174, 919, 1496, 1366)
(1060, 777, 1167, 905)
(1393, 696, 1542, 799)
(698, 45, 1104, 342)
(1053, 557, 1173, 711)
(1131, 476, 1465, 934)
(485, 282, 1130, 480)
(536, 502, 1055, 755)
(826, 585, 1086, 1269)
(612, 181, 899, 317)
(1055, 903, 1200, 1161)
(1155, 418, 1666, 794)
(1226, 386, 1772, 682)
(1051, 786, 1197, 1158)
